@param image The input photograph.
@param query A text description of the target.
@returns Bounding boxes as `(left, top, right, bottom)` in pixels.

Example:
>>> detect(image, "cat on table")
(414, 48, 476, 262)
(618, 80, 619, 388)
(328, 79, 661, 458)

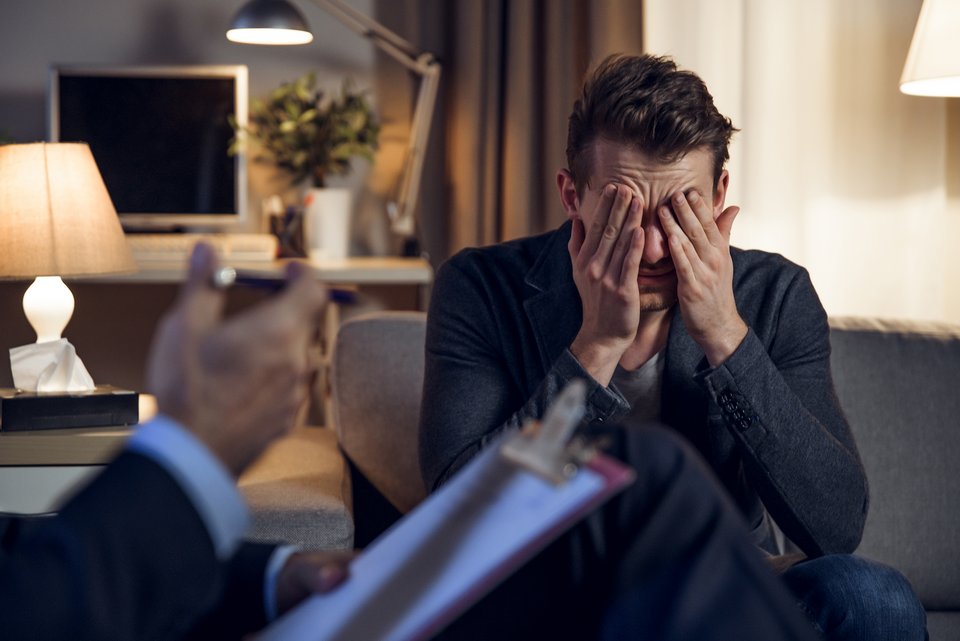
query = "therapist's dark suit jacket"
(0, 451, 274, 641)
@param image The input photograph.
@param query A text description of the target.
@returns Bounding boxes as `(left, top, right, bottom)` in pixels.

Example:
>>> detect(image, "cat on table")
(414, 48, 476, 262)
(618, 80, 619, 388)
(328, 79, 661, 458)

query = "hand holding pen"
(211, 266, 357, 304)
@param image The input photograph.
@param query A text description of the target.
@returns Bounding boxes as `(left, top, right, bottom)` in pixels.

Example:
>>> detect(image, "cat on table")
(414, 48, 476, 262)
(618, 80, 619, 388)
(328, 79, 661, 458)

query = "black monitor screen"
(53, 68, 245, 225)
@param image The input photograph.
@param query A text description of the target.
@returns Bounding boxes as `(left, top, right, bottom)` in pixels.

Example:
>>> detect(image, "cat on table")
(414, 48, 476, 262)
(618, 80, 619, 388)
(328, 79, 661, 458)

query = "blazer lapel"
(523, 222, 582, 373)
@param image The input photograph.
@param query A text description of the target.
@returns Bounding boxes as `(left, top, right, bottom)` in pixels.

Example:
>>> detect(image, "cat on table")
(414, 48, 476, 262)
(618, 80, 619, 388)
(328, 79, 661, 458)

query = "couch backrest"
(829, 317, 960, 609)
(330, 311, 428, 514)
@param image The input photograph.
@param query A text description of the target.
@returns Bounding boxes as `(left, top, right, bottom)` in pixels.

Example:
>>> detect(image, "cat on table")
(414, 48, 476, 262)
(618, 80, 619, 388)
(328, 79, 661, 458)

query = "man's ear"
(557, 169, 579, 218)
(712, 170, 729, 219)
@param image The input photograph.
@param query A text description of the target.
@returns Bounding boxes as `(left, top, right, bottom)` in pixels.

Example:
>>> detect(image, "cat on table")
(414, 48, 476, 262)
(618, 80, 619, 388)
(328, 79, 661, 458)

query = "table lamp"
(226, 0, 441, 248)
(0, 142, 139, 430)
(901, 0, 960, 96)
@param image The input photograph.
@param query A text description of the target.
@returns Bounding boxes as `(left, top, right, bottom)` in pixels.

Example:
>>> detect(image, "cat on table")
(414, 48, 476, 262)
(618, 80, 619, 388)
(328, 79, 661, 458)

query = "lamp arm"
(309, 0, 427, 72)
(390, 60, 441, 236)
(308, 0, 441, 238)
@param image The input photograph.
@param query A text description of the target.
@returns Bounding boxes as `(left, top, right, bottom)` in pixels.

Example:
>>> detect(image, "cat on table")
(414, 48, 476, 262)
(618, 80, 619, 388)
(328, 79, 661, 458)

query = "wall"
(0, 0, 398, 248)
(645, 0, 960, 324)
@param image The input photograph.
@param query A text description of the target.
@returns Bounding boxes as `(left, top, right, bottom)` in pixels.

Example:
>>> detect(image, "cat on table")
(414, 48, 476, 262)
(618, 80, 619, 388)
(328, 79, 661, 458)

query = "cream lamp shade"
(901, 0, 960, 96)
(0, 142, 136, 343)
(0, 142, 136, 278)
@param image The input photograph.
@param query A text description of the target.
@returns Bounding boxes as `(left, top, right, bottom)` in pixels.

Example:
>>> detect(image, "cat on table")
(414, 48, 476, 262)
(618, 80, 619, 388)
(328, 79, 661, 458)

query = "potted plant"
(231, 72, 380, 260)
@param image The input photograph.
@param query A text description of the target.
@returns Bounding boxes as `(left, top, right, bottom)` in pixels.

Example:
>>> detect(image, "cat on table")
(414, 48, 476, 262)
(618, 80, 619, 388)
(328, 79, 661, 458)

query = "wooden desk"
(77, 256, 433, 287)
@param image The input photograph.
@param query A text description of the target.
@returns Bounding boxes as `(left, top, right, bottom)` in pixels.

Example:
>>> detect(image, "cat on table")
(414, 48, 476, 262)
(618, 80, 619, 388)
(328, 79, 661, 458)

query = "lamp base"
(0, 385, 138, 432)
(23, 276, 75, 344)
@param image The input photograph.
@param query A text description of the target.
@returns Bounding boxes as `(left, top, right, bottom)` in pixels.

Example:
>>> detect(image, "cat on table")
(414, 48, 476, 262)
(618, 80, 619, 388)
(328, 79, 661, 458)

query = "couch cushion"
(927, 611, 960, 641)
(830, 317, 960, 609)
(238, 425, 353, 550)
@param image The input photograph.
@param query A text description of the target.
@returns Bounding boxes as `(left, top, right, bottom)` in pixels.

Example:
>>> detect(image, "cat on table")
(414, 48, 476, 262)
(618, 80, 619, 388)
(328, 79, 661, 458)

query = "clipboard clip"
(500, 380, 596, 485)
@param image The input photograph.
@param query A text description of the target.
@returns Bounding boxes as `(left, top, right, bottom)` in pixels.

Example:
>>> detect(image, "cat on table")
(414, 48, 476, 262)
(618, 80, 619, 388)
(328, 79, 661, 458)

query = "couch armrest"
(238, 425, 353, 551)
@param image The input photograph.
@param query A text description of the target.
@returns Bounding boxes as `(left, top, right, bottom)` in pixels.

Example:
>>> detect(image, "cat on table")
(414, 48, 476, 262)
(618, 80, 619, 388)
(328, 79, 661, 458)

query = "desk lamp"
(901, 0, 960, 96)
(226, 0, 441, 249)
(0, 143, 138, 429)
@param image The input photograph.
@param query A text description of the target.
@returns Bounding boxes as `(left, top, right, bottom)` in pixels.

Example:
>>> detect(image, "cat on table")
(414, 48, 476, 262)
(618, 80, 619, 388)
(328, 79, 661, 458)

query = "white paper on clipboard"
(259, 383, 635, 641)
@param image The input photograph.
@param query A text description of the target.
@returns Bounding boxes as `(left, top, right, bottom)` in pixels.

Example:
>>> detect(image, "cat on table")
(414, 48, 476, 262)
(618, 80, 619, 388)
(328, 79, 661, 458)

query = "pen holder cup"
(270, 209, 307, 259)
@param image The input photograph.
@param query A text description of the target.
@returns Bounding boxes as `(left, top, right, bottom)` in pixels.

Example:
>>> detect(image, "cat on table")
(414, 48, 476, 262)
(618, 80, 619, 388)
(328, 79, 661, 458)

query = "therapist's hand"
(146, 243, 328, 477)
(275, 550, 355, 615)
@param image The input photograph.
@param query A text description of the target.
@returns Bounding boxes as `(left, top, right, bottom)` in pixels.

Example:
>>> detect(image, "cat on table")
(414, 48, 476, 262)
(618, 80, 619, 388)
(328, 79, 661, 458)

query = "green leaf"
(238, 70, 380, 181)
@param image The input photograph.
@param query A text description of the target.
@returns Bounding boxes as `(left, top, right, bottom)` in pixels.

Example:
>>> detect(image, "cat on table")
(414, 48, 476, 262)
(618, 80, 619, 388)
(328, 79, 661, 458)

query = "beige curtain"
(645, 0, 960, 324)
(375, 0, 644, 264)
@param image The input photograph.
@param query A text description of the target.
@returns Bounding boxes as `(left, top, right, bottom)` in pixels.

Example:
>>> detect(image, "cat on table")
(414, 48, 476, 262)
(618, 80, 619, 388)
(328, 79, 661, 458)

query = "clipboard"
(259, 381, 635, 641)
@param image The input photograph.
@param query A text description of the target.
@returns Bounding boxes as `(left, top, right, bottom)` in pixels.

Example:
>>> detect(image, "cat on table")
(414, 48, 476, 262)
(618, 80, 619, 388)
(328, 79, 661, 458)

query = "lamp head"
(901, 0, 960, 96)
(227, 0, 314, 45)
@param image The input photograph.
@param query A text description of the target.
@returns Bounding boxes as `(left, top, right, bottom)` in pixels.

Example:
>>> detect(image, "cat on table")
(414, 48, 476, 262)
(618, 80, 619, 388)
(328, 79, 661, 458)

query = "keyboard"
(126, 233, 279, 262)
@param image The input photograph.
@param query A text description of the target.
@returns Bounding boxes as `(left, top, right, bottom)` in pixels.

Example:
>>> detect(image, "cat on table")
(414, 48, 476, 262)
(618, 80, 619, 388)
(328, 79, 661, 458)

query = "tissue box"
(0, 386, 139, 432)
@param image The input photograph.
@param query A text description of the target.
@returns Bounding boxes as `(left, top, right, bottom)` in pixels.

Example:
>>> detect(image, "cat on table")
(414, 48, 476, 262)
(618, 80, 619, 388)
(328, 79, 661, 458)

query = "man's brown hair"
(566, 54, 737, 196)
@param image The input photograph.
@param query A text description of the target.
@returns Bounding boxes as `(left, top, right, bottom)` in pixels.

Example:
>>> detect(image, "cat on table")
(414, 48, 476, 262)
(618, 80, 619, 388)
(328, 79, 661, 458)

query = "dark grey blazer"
(419, 220, 868, 557)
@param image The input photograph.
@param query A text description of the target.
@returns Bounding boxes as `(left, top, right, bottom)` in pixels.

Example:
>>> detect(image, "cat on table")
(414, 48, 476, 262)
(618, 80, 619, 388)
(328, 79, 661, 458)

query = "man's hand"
(146, 243, 328, 477)
(568, 183, 645, 385)
(657, 189, 747, 367)
(275, 550, 355, 615)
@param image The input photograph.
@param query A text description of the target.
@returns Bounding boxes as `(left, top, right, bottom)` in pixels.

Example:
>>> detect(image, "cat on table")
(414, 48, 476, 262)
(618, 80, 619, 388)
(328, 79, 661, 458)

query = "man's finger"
(317, 564, 349, 591)
(716, 205, 740, 241)
(592, 186, 634, 268)
(669, 230, 698, 287)
(579, 183, 619, 259)
(686, 189, 715, 226)
(658, 204, 701, 273)
(181, 242, 217, 295)
(277, 261, 329, 325)
(568, 215, 586, 260)
(276, 553, 353, 615)
(606, 195, 642, 282)
(292, 551, 355, 592)
(177, 242, 226, 335)
(670, 191, 711, 255)
(619, 227, 645, 289)
(688, 189, 727, 245)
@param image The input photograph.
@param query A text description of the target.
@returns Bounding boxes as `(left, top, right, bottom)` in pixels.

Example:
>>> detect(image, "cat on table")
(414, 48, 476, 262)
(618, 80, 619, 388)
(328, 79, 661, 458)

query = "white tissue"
(9, 338, 96, 392)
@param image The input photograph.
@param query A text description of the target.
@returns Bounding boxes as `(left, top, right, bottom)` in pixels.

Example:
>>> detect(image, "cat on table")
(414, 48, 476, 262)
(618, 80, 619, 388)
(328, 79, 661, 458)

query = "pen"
(211, 266, 357, 304)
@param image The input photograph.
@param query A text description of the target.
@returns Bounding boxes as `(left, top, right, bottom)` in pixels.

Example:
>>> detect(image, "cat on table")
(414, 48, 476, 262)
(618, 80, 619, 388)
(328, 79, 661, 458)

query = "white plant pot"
(303, 187, 352, 260)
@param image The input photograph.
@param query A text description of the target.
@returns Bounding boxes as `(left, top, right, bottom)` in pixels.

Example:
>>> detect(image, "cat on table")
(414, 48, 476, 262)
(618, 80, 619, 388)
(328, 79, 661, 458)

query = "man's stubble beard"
(638, 286, 677, 312)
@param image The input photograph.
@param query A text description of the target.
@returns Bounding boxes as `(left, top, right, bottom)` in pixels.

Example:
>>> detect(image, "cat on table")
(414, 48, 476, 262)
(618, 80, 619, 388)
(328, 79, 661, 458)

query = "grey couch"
(245, 312, 960, 639)
(829, 317, 960, 640)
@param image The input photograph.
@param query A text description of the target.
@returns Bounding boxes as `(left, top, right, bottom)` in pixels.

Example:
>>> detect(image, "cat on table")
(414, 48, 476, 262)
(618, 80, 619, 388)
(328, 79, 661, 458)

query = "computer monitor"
(48, 65, 249, 231)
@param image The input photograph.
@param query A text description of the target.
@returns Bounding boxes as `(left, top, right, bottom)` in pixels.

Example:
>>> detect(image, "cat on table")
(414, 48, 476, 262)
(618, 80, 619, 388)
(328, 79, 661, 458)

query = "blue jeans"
(781, 554, 928, 641)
